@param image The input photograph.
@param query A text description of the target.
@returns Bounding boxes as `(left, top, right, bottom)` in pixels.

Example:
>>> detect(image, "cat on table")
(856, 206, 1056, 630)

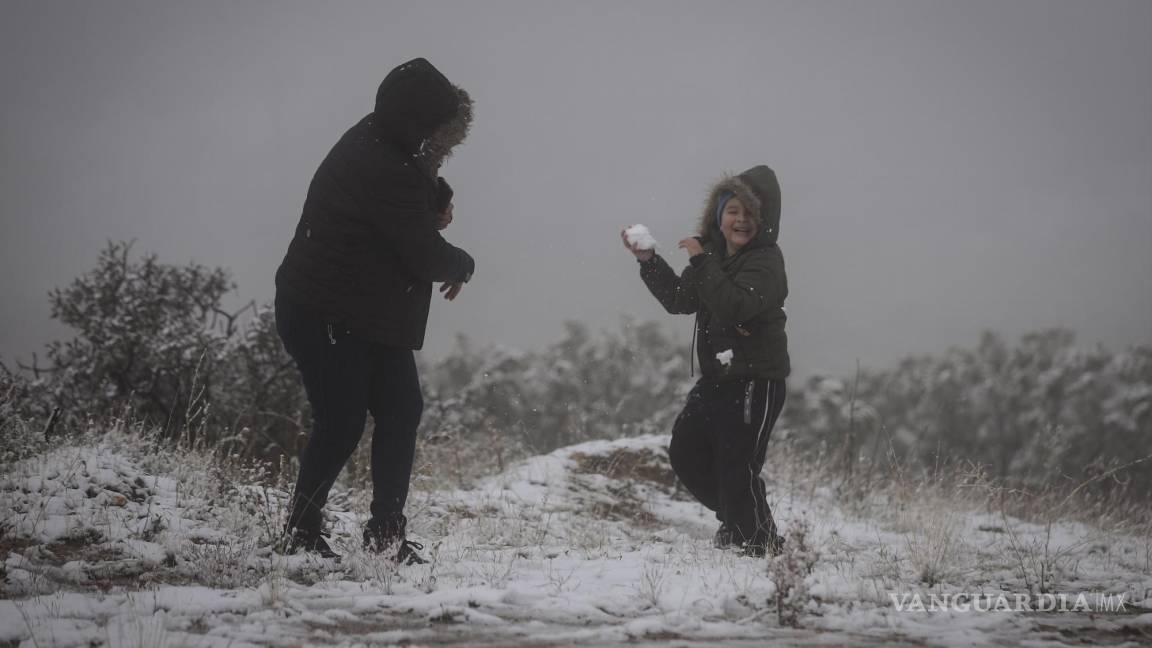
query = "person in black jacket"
(622, 165, 789, 557)
(274, 58, 475, 563)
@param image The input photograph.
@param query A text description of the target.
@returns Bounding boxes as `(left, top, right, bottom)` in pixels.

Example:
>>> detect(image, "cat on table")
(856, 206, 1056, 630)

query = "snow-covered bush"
(210, 305, 311, 461)
(7, 242, 1148, 504)
(0, 365, 53, 462)
(2, 241, 308, 469)
(768, 520, 819, 627)
(34, 241, 236, 438)
(782, 330, 1152, 503)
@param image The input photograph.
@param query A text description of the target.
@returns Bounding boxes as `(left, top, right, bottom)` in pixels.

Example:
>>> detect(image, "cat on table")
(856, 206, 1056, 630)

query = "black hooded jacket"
(275, 58, 475, 349)
(639, 165, 790, 380)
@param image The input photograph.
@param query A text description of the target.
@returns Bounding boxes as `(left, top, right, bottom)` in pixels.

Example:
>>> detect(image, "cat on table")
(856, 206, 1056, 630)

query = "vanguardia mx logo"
(890, 592, 1129, 612)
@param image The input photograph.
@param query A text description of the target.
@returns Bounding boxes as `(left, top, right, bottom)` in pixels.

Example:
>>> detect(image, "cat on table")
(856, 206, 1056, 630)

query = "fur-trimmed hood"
(696, 165, 782, 248)
(372, 58, 473, 174)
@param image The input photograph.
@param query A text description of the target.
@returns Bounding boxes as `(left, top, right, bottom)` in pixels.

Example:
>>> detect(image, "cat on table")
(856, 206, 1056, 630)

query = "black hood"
(373, 58, 472, 156)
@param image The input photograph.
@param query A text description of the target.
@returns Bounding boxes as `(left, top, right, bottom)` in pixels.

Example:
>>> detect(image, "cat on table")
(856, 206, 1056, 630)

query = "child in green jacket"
(622, 165, 790, 556)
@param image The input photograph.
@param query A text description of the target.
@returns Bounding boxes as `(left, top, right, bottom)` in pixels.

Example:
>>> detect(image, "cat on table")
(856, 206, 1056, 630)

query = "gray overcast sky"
(2, 0, 1150, 379)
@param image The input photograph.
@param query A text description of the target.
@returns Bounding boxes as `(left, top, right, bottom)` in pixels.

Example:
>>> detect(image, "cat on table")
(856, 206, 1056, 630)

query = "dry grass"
(570, 446, 679, 491)
(569, 445, 684, 528)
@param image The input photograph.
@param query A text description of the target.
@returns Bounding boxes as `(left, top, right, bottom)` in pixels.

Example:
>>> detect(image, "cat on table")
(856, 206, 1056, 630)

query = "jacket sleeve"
(373, 169, 475, 284)
(689, 251, 779, 323)
(639, 254, 699, 315)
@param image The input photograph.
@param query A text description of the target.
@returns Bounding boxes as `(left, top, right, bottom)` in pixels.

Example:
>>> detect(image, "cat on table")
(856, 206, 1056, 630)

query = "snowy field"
(2, 431, 1151, 647)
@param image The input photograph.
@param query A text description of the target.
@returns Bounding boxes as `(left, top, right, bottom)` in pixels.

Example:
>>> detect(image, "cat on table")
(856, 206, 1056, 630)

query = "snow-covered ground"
(2, 432, 1150, 647)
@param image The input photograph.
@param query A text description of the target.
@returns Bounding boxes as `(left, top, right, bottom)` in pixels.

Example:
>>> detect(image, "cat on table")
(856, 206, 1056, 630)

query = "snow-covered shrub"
(6, 241, 309, 469)
(35, 241, 236, 439)
(12, 241, 1148, 507)
(783, 330, 1152, 503)
(768, 520, 819, 627)
(0, 365, 52, 462)
(210, 305, 310, 463)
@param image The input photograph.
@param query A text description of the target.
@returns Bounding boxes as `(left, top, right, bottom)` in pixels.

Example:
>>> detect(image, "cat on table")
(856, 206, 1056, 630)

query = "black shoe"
(364, 515, 427, 564)
(713, 523, 736, 549)
(276, 528, 340, 560)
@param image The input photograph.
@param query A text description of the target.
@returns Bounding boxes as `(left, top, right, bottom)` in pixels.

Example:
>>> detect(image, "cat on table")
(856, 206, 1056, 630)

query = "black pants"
(275, 298, 423, 532)
(668, 378, 786, 548)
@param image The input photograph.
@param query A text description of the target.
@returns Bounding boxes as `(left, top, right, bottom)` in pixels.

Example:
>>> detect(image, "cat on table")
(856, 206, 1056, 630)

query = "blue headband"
(715, 191, 735, 229)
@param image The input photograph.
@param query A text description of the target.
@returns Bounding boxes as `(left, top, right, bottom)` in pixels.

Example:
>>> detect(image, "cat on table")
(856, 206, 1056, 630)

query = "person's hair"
(697, 175, 761, 243)
(416, 87, 473, 176)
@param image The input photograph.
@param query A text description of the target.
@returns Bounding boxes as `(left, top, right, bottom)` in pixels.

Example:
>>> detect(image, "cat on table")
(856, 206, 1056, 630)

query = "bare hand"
(436, 203, 454, 230)
(620, 229, 655, 262)
(440, 281, 463, 301)
(678, 237, 704, 258)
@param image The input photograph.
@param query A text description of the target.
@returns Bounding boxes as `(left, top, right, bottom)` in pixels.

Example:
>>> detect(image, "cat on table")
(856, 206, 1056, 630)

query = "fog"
(2, 0, 1149, 379)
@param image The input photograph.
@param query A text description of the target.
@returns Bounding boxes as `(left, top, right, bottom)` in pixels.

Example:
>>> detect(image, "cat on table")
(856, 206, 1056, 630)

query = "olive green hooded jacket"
(639, 165, 790, 381)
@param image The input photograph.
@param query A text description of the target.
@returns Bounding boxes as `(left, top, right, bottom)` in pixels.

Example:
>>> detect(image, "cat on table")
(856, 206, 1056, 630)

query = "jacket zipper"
(327, 323, 336, 345)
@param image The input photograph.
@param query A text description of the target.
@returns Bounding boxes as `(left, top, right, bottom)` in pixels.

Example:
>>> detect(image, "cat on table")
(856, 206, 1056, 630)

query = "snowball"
(716, 349, 734, 366)
(624, 224, 658, 251)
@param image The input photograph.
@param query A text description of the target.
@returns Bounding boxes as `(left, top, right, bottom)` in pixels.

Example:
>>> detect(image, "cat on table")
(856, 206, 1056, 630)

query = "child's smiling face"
(719, 197, 758, 252)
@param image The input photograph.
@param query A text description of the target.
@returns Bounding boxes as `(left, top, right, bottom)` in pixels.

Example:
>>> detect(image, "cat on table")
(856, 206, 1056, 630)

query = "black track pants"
(668, 378, 786, 548)
(275, 298, 423, 532)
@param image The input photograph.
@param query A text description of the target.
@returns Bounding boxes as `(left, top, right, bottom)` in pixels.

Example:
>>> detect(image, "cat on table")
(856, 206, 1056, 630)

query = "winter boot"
(275, 527, 340, 560)
(363, 514, 428, 565)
